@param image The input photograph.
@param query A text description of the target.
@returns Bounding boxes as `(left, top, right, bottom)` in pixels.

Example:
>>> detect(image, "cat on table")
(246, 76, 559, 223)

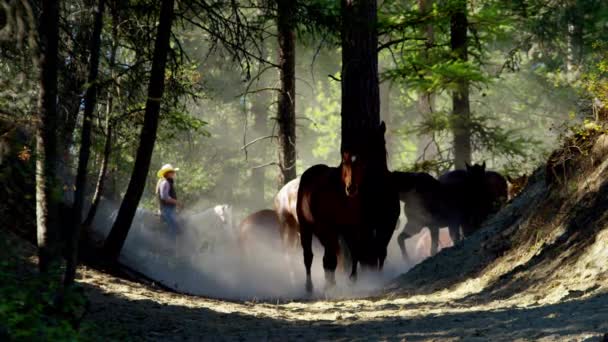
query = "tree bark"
(103, 0, 175, 261)
(416, 0, 437, 161)
(566, 0, 583, 77)
(250, 98, 267, 205)
(340, 0, 399, 271)
(82, 3, 119, 232)
(380, 80, 394, 159)
(450, 0, 471, 169)
(82, 122, 111, 229)
(64, 0, 106, 286)
(340, 0, 380, 150)
(276, 0, 297, 187)
(36, 0, 60, 274)
(56, 6, 91, 207)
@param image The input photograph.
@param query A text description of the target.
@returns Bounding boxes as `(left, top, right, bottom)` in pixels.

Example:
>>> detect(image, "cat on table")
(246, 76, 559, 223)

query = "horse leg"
(376, 228, 393, 271)
(397, 224, 414, 263)
(429, 226, 439, 256)
(300, 225, 314, 293)
(448, 221, 461, 245)
(322, 238, 338, 290)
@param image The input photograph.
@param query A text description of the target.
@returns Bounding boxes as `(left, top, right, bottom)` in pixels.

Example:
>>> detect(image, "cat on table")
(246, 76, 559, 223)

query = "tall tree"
(276, 0, 297, 187)
(250, 96, 267, 205)
(36, 0, 60, 274)
(341, 0, 399, 271)
(450, 0, 471, 169)
(416, 0, 437, 161)
(65, 0, 106, 286)
(103, 0, 175, 261)
(565, 0, 583, 78)
(341, 0, 380, 146)
(83, 2, 120, 231)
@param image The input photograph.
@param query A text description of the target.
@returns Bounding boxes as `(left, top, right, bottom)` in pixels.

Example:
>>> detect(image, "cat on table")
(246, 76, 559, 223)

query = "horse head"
(507, 174, 528, 199)
(465, 161, 486, 181)
(340, 122, 389, 197)
(341, 151, 363, 197)
(213, 204, 232, 224)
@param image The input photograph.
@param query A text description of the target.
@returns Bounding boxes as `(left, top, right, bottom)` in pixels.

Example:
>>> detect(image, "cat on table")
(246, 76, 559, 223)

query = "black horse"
(395, 163, 507, 261)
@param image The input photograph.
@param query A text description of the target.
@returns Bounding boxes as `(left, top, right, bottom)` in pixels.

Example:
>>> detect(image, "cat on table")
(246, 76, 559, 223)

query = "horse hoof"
(305, 281, 314, 293)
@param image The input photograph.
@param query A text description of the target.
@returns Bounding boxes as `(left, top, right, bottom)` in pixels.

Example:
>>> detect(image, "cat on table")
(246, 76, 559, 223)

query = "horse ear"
(482, 161, 486, 170)
(379, 121, 386, 135)
(465, 162, 471, 170)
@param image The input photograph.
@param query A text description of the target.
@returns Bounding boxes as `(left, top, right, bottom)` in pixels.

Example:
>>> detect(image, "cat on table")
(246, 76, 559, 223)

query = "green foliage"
(0, 245, 85, 340)
(305, 77, 341, 162)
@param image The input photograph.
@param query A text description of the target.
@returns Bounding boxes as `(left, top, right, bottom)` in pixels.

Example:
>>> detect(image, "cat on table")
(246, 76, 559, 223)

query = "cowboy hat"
(157, 164, 180, 178)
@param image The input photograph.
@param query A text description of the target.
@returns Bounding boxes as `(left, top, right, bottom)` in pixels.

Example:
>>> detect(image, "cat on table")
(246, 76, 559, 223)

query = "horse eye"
(351, 155, 357, 163)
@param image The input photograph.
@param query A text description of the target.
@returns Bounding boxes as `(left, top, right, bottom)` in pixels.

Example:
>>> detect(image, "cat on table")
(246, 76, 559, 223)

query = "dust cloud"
(91, 199, 442, 301)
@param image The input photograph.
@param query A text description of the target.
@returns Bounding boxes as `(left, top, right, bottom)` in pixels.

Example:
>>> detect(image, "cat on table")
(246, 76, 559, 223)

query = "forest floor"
(7, 225, 607, 341)
(10, 132, 608, 341)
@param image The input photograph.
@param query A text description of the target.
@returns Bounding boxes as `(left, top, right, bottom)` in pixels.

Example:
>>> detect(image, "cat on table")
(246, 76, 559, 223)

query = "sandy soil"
(11, 134, 608, 341)
(77, 262, 608, 341)
(77, 138, 608, 341)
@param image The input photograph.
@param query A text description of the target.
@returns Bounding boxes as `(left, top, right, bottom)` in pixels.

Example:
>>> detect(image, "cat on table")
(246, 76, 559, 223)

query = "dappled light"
(2, 0, 608, 339)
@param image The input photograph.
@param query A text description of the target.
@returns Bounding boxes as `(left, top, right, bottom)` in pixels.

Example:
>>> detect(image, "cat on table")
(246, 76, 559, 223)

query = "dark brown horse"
(395, 163, 507, 261)
(393, 171, 449, 261)
(297, 122, 400, 292)
(440, 163, 508, 237)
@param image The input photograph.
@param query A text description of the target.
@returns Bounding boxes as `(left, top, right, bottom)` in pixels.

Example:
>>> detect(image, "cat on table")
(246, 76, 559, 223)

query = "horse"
(440, 164, 508, 237)
(297, 122, 399, 292)
(237, 209, 282, 254)
(414, 227, 453, 260)
(182, 204, 234, 255)
(507, 174, 528, 200)
(395, 163, 506, 261)
(274, 177, 300, 251)
(393, 171, 451, 262)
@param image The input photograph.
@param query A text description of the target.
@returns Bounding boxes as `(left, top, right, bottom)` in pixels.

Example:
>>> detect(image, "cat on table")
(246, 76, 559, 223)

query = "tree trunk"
(82, 122, 111, 229)
(450, 0, 471, 169)
(340, 0, 399, 271)
(64, 0, 106, 286)
(276, 0, 297, 187)
(340, 0, 380, 150)
(103, 0, 175, 261)
(56, 7, 90, 206)
(36, 0, 60, 274)
(566, 0, 583, 78)
(380, 80, 394, 159)
(416, 0, 437, 161)
(82, 3, 119, 232)
(250, 98, 267, 206)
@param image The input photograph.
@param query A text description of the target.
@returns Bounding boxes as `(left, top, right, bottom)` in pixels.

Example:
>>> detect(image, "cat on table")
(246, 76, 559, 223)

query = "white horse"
(274, 178, 300, 250)
(182, 204, 234, 255)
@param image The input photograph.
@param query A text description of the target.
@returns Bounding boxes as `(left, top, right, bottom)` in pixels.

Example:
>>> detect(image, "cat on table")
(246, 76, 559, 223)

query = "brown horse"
(238, 209, 282, 254)
(507, 174, 528, 200)
(297, 122, 400, 292)
(274, 177, 300, 251)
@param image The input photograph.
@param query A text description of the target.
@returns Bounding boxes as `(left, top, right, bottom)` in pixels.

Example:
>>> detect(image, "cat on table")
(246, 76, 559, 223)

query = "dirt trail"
(78, 262, 608, 341)
(77, 133, 608, 341)
(11, 133, 608, 341)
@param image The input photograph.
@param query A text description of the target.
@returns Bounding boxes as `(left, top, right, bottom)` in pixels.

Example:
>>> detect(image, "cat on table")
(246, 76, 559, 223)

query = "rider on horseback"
(156, 164, 181, 242)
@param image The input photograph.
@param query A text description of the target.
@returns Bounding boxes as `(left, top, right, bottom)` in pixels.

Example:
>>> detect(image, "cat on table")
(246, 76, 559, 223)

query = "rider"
(156, 164, 181, 247)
